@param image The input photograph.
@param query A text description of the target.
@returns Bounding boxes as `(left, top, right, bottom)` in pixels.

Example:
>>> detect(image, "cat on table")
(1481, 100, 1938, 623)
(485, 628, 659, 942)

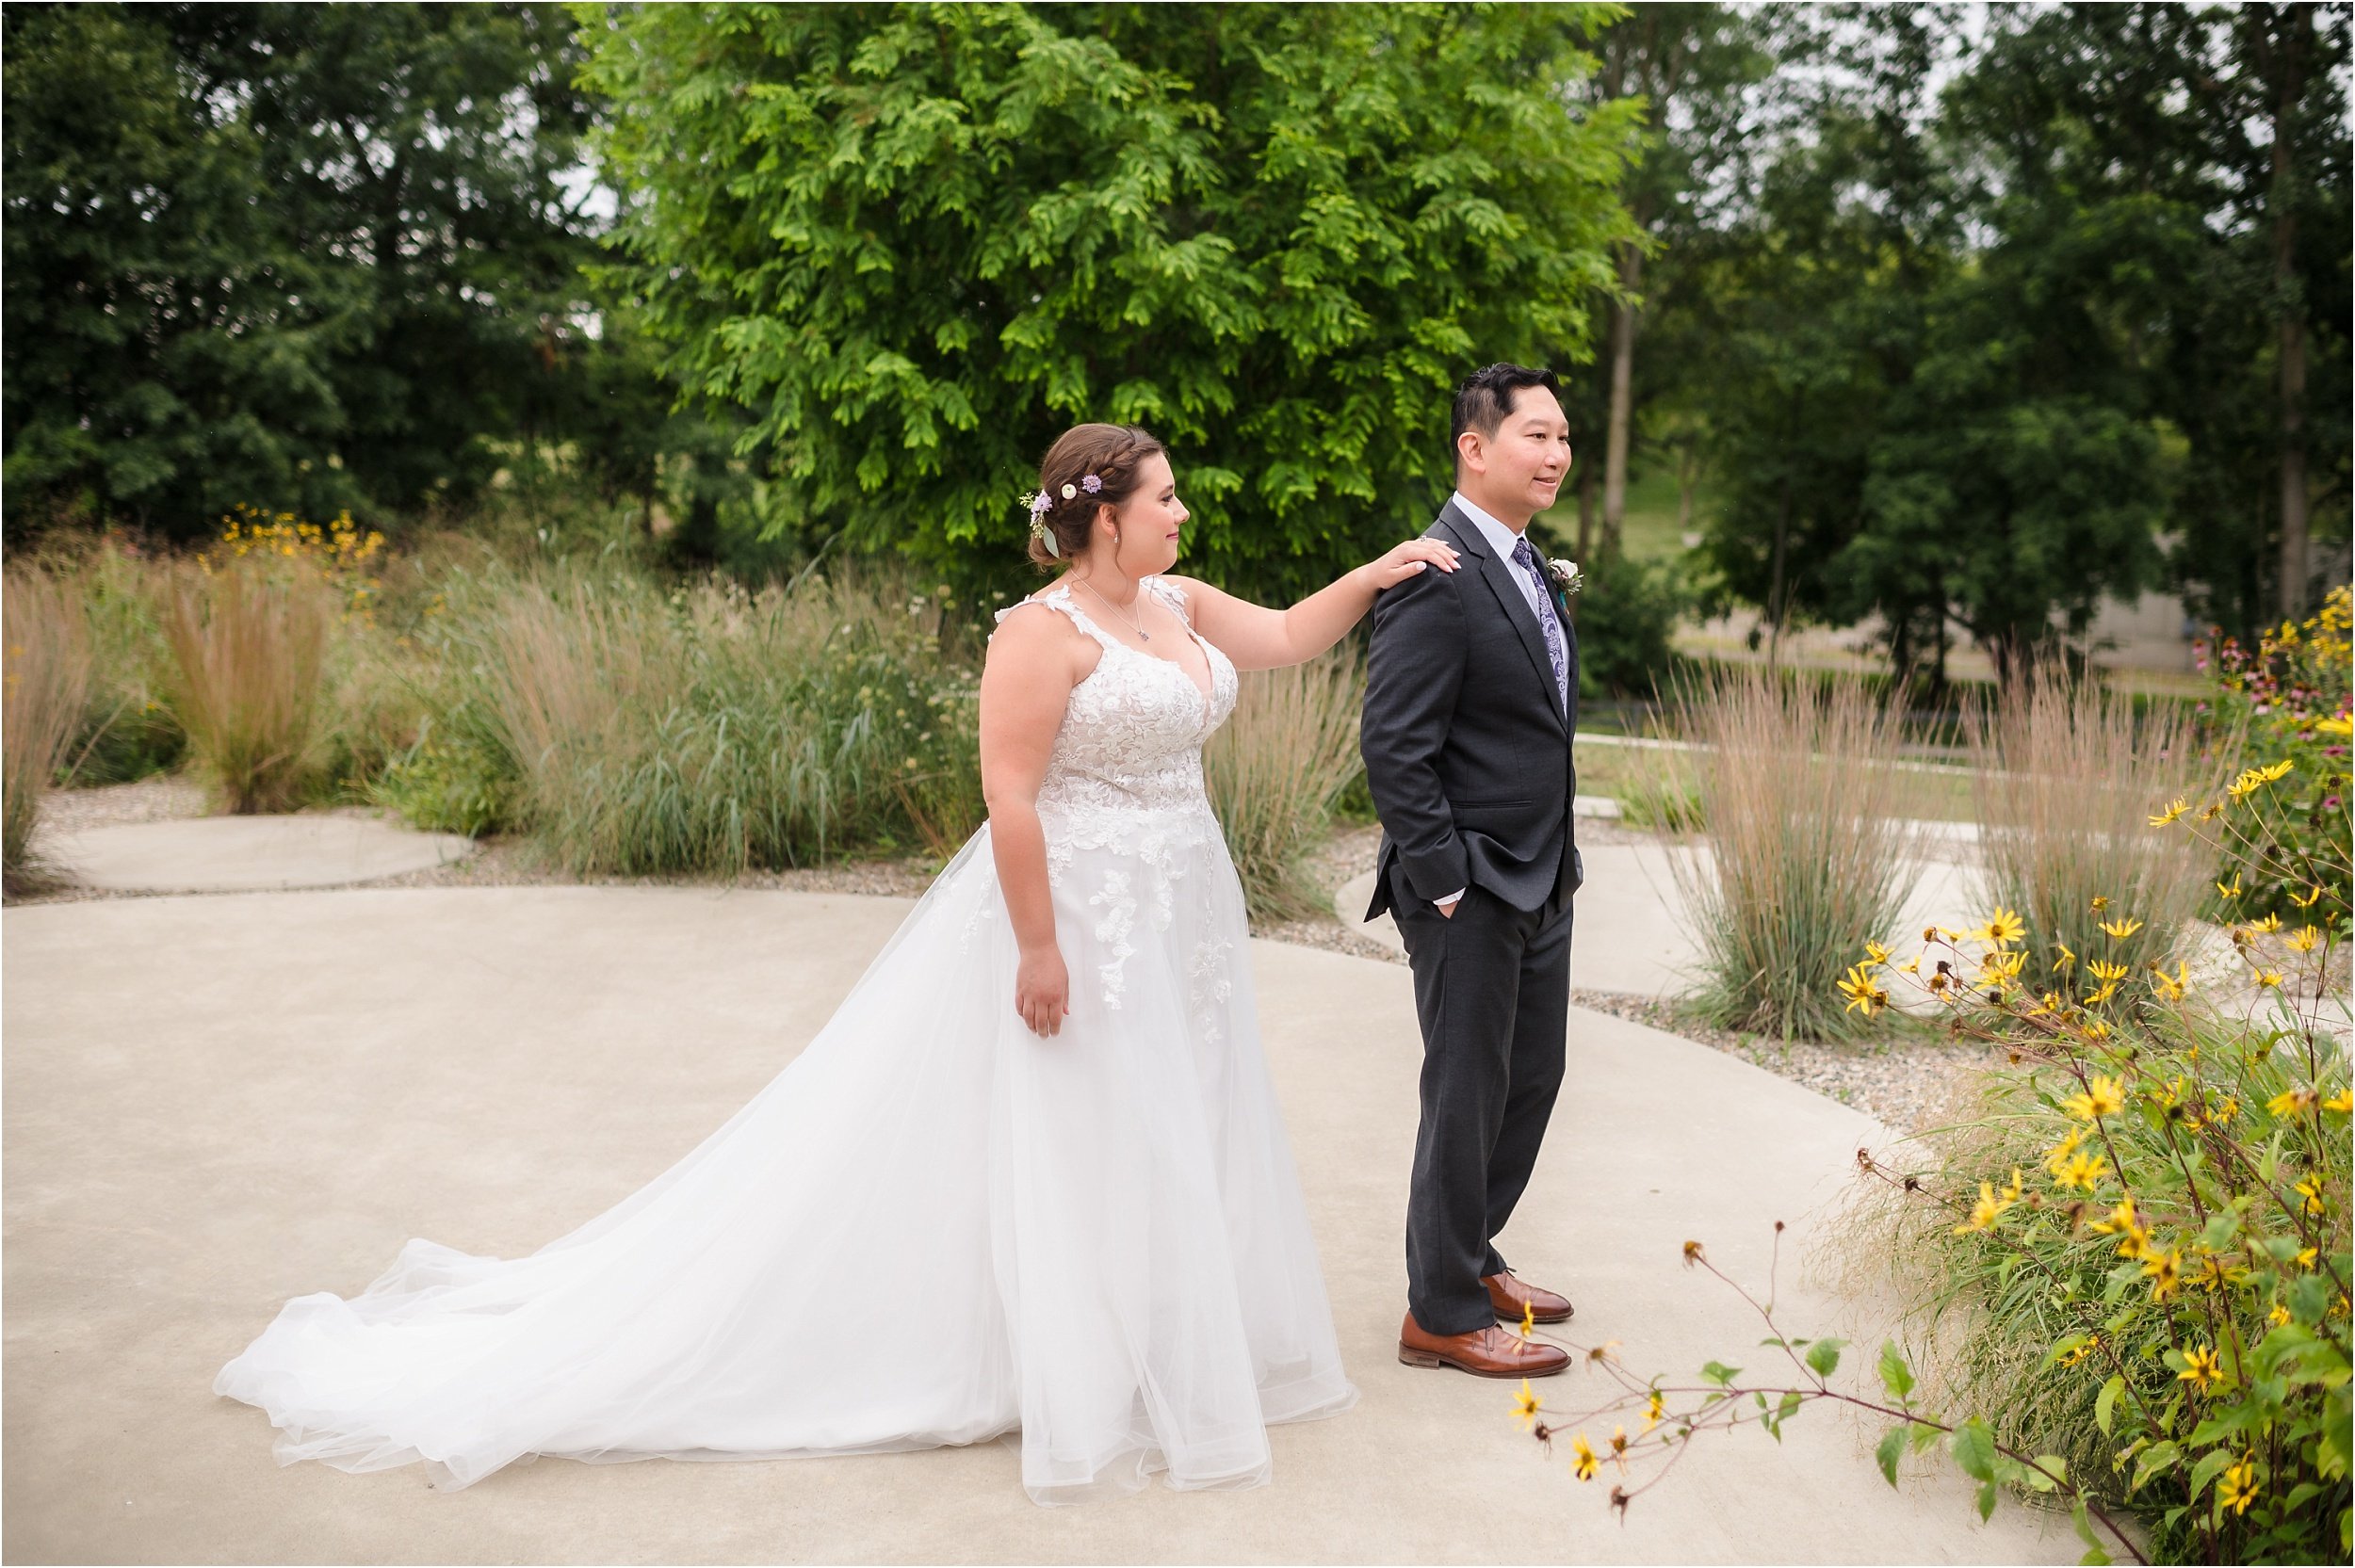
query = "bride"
(212, 421, 1463, 1506)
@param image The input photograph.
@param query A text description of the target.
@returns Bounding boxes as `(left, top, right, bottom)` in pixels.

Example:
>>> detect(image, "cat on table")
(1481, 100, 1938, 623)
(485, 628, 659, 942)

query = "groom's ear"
(1454, 426, 1486, 482)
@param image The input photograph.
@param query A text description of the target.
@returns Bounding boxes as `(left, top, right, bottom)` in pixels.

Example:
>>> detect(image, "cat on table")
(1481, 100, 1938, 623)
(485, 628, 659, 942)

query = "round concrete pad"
(3, 887, 2082, 1562)
(34, 814, 476, 892)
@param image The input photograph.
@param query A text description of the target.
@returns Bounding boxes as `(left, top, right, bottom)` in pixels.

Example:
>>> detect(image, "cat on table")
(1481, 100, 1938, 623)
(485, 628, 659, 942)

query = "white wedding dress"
(213, 574, 1359, 1505)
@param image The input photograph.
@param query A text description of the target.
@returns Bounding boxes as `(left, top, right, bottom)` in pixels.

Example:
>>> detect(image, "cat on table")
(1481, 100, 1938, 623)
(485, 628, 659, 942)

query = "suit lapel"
(1438, 500, 1567, 736)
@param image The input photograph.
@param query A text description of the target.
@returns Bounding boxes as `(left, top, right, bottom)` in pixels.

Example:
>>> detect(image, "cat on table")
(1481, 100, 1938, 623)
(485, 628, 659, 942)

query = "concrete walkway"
(1340, 846, 1989, 1007)
(30, 814, 476, 893)
(4, 885, 2082, 1563)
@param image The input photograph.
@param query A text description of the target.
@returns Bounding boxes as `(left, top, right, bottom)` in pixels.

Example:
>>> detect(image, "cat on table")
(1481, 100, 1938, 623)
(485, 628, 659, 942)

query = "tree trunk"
(1932, 604, 1949, 703)
(2269, 5, 2312, 620)
(1601, 238, 1641, 560)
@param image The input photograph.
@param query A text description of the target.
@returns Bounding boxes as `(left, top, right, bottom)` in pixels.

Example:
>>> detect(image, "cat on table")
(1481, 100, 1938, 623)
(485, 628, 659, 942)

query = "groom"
(1361, 363, 1583, 1379)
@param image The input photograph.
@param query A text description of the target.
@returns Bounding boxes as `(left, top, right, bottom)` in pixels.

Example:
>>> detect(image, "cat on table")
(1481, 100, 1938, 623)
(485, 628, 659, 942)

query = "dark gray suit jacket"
(1360, 500, 1581, 920)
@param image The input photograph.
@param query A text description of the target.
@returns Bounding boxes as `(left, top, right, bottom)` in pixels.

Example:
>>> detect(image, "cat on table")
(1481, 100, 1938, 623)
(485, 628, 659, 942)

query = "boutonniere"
(1544, 558, 1584, 601)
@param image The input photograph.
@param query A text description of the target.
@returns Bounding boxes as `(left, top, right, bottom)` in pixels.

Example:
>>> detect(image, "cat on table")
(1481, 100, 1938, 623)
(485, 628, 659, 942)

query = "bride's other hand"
(1356, 537, 1461, 591)
(1016, 944, 1072, 1037)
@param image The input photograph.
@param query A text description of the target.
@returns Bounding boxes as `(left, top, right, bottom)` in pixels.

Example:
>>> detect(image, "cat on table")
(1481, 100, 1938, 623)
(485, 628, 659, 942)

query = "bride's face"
(1099, 452, 1188, 576)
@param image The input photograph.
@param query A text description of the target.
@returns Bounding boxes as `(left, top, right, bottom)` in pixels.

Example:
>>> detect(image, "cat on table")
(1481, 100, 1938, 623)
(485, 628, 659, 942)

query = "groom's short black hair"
(1451, 364, 1561, 458)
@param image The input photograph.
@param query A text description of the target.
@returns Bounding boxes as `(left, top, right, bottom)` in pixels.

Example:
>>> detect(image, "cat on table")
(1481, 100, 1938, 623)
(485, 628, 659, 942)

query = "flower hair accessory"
(1027, 490, 1059, 556)
(1023, 473, 1106, 558)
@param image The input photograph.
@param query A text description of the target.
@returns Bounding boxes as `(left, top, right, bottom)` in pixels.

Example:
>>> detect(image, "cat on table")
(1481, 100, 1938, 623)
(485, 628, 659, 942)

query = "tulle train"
(212, 819, 1359, 1504)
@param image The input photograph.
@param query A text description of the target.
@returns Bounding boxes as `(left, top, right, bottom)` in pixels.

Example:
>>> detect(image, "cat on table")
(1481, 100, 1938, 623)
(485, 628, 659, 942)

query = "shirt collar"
(1449, 490, 1526, 558)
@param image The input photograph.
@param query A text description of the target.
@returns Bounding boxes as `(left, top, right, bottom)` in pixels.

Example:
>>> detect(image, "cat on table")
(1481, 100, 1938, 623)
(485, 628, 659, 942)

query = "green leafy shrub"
(2194, 585, 2353, 934)
(1827, 751, 2352, 1561)
(369, 704, 513, 838)
(1563, 548, 1693, 700)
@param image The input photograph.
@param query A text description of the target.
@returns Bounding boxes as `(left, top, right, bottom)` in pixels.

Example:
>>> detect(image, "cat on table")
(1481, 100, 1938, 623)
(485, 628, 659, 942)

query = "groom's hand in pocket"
(1015, 942, 1073, 1037)
(1437, 896, 1461, 919)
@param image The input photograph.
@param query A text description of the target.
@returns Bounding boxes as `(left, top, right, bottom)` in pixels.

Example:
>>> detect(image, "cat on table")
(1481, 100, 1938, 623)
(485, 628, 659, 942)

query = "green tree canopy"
(578, 1, 1645, 603)
(3, 1, 608, 539)
(1678, 1, 2352, 689)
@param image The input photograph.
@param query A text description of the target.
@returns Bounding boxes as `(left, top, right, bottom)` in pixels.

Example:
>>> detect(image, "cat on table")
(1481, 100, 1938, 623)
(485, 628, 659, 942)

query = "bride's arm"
(978, 606, 1083, 1035)
(1161, 539, 1459, 671)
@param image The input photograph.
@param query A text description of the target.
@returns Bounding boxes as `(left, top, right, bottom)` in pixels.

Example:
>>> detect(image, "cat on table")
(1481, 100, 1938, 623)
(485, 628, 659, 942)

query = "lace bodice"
(990, 576, 1239, 828)
(979, 576, 1241, 1016)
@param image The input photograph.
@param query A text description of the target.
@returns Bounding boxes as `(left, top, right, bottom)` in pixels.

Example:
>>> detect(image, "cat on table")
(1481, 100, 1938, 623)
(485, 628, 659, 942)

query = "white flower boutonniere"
(1545, 558, 1584, 598)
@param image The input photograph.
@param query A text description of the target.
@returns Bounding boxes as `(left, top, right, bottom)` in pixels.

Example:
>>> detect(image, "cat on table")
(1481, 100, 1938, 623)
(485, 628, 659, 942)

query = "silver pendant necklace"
(1077, 576, 1150, 641)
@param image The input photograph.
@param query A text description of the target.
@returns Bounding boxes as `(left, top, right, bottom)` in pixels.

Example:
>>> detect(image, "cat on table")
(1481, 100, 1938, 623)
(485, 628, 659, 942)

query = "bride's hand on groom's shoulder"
(1357, 538, 1461, 592)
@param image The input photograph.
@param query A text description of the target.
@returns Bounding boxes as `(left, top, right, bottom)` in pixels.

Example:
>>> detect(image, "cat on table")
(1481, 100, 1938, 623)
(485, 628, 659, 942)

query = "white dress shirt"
(1432, 491, 1546, 911)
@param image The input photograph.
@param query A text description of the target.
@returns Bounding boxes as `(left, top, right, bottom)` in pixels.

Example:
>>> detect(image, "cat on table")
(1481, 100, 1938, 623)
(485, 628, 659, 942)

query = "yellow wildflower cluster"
(2224, 757, 2298, 800)
(206, 505, 387, 617)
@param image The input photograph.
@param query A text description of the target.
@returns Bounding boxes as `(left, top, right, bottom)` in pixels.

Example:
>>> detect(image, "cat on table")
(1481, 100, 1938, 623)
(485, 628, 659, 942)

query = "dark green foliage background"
(5, 2, 2344, 662)
(2, 1, 633, 537)
(577, 2, 1646, 606)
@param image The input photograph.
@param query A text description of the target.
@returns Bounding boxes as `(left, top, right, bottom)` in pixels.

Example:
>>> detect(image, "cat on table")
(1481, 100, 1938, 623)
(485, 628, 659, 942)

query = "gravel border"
(21, 779, 2283, 1135)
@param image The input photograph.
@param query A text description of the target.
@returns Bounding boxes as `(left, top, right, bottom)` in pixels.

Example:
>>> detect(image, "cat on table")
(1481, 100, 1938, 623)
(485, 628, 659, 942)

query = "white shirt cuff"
(1437, 886, 1466, 906)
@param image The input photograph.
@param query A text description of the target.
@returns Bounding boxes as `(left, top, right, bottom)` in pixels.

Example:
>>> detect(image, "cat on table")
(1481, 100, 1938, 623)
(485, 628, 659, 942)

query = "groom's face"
(1458, 386, 1572, 521)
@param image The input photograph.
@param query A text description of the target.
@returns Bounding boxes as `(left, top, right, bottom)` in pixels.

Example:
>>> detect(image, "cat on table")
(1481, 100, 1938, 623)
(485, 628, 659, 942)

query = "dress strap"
(1142, 575, 1193, 625)
(991, 582, 1122, 649)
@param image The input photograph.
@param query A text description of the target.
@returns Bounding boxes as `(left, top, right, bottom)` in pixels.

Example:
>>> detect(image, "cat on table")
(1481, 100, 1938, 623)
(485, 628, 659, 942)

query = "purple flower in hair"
(1081, 473, 1103, 493)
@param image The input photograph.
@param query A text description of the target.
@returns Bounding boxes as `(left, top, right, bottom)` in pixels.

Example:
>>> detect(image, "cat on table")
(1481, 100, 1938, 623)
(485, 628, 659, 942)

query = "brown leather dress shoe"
(1485, 1268, 1574, 1324)
(1397, 1312, 1571, 1378)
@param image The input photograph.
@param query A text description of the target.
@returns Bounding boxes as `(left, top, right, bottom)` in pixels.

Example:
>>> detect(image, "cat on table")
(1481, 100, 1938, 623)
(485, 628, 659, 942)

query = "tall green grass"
(54, 539, 187, 784)
(3, 569, 93, 889)
(1203, 646, 1366, 920)
(1665, 662, 1932, 1041)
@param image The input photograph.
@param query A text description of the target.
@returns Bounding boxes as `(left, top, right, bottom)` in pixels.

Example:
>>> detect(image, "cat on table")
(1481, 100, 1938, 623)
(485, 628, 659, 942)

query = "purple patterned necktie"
(1509, 537, 1568, 718)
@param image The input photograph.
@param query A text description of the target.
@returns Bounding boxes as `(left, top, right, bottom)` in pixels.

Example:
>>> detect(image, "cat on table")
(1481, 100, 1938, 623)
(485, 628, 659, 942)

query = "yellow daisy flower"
(2177, 1344, 2223, 1391)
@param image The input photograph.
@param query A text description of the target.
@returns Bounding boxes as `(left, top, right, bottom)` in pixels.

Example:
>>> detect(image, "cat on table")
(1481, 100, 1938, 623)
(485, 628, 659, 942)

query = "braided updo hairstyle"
(1025, 423, 1169, 572)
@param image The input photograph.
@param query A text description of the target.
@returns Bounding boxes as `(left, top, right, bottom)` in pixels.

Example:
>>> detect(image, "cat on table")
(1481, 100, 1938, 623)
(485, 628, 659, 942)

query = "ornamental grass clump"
(1665, 661, 1931, 1041)
(3, 568, 94, 889)
(158, 556, 336, 814)
(477, 564, 982, 876)
(1967, 666, 2215, 1018)
(1203, 645, 1365, 922)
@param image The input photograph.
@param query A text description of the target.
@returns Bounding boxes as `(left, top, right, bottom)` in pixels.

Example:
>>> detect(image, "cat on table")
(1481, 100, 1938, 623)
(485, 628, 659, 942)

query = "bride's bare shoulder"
(985, 589, 1095, 686)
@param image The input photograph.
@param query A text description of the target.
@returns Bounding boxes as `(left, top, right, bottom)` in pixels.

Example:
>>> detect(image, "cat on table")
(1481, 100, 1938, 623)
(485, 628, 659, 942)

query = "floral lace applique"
(1086, 868, 1138, 1009)
(1187, 929, 1236, 1045)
